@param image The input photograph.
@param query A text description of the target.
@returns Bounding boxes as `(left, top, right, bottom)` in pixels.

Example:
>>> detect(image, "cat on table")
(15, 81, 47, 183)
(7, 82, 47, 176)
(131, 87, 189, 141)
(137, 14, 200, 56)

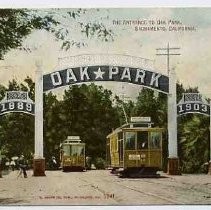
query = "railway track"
(78, 175, 180, 204)
(114, 180, 180, 204)
(130, 176, 211, 198)
(77, 170, 211, 204)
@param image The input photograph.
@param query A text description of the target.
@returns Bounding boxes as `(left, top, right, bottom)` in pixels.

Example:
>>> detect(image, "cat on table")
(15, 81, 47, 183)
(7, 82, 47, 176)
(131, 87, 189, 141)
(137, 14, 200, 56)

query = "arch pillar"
(167, 68, 181, 175)
(33, 59, 45, 176)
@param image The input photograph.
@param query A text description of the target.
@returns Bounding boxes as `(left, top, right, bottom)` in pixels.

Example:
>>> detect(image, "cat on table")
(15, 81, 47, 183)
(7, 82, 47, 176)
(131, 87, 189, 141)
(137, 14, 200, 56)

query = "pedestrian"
(86, 156, 92, 170)
(51, 156, 57, 169)
(17, 155, 28, 178)
(10, 160, 16, 171)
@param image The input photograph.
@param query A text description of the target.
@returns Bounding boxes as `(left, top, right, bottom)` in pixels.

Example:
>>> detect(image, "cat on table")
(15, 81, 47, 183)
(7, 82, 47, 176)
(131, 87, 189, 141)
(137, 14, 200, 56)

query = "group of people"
(5, 159, 16, 171)
(2, 155, 60, 178)
(3, 155, 28, 178)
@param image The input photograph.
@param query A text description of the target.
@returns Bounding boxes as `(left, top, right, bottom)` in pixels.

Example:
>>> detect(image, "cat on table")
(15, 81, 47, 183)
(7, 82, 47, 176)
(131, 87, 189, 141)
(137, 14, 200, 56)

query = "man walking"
(18, 155, 27, 178)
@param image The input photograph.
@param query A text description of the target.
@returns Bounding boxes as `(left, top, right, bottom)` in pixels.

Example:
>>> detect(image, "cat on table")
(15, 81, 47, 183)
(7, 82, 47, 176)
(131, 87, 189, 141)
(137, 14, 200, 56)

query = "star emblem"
(94, 67, 105, 79)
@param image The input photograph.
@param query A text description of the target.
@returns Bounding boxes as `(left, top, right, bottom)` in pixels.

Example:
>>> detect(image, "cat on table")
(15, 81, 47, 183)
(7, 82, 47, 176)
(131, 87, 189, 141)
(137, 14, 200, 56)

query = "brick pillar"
(167, 158, 181, 175)
(33, 159, 45, 176)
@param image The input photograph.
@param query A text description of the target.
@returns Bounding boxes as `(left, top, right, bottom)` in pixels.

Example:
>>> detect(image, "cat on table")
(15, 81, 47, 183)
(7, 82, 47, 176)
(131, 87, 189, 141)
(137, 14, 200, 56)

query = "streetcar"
(60, 136, 85, 171)
(106, 117, 164, 177)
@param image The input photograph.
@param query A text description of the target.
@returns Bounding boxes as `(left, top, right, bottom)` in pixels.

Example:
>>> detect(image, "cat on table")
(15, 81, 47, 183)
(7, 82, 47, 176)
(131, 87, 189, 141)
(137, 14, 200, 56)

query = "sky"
(0, 7, 211, 101)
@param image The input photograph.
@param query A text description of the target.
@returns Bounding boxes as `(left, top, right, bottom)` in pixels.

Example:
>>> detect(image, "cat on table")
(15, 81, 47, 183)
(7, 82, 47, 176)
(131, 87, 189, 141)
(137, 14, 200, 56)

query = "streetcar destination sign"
(131, 117, 151, 122)
(0, 91, 35, 115)
(177, 93, 210, 116)
(43, 66, 169, 93)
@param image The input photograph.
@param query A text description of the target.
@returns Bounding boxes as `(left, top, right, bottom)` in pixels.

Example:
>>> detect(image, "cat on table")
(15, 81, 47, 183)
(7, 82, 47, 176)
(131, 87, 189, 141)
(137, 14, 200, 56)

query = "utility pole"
(156, 43, 181, 175)
(156, 43, 180, 75)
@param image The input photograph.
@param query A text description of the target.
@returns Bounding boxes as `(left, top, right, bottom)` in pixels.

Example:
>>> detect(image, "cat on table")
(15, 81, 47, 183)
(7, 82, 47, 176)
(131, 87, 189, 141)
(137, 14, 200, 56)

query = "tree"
(180, 115, 209, 173)
(0, 9, 114, 60)
(43, 83, 120, 163)
(0, 77, 35, 161)
(60, 84, 119, 159)
(133, 88, 167, 127)
(0, 9, 58, 59)
(43, 92, 62, 161)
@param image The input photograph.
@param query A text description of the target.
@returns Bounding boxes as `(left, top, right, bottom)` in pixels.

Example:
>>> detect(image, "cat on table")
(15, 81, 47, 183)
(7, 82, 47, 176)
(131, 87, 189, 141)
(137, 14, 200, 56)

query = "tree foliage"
(0, 8, 114, 59)
(43, 84, 120, 162)
(0, 9, 59, 59)
(132, 88, 168, 127)
(0, 77, 35, 162)
(180, 115, 209, 173)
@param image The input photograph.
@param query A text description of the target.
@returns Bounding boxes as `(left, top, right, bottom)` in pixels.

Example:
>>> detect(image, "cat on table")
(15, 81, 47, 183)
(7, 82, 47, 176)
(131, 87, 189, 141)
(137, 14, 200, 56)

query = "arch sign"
(0, 91, 35, 115)
(43, 66, 169, 94)
(177, 93, 210, 116)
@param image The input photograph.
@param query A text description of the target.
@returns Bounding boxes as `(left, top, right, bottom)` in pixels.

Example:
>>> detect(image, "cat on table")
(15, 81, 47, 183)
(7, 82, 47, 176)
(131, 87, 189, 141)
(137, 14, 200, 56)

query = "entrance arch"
(34, 54, 179, 175)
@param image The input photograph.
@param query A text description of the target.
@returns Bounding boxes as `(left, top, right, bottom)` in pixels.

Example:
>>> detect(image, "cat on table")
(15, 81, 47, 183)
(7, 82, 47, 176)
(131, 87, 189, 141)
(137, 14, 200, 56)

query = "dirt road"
(0, 169, 211, 205)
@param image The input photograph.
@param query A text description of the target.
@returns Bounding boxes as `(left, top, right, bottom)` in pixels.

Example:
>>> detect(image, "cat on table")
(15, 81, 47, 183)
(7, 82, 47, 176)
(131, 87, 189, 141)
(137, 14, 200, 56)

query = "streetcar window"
(149, 132, 161, 149)
(63, 145, 70, 155)
(71, 145, 84, 156)
(125, 132, 136, 150)
(137, 131, 148, 149)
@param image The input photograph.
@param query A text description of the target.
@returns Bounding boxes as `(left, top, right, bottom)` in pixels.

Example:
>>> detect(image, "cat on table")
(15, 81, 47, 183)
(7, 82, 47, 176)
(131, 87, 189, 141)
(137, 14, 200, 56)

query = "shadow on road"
(118, 175, 169, 180)
(0, 198, 28, 205)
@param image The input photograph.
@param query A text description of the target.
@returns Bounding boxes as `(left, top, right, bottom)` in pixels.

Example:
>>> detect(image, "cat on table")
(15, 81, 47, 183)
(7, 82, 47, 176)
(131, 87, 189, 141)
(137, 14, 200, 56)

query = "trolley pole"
(156, 43, 181, 175)
(120, 84, 129, 124)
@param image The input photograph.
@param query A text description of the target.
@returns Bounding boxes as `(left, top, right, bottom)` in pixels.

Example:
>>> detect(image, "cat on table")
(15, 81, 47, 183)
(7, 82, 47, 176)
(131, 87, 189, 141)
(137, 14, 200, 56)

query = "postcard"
(0, 3, 211, 209)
